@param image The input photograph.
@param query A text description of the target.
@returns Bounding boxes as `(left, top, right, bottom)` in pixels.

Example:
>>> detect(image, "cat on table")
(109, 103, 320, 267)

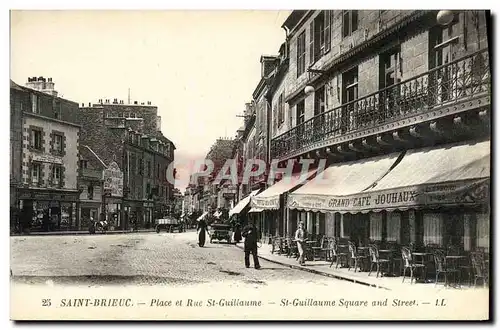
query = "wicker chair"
(368, 245, 390, 278)
(401, 247, 426, 284)
(433, 250, 460, 287)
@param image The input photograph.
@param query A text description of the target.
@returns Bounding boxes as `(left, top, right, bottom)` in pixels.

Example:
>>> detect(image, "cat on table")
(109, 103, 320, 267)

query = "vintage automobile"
(155, 217, 184, 233)
(209, 223, 232, 244)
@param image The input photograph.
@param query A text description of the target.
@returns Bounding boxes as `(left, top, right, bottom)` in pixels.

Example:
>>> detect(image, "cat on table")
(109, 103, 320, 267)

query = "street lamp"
(437, 10, 454, 26)
(304, 68, 331, 96)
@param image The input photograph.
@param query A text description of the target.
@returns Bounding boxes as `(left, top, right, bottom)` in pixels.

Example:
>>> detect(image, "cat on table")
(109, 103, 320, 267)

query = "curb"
(10, 230, 156, 237)
(235, 244, 391, 291)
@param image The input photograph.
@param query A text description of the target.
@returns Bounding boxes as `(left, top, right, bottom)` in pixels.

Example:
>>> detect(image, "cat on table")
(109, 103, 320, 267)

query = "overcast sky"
(10, 10, 290, 191)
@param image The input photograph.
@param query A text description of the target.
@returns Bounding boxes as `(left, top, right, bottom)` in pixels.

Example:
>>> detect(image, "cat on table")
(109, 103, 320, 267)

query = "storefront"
(79, 201, 101, 230)
(228, 189, 260, 226)
(287, 140, 490, 252)
(250, 168, 317, 240)
(102, 161, 124, 230)
(143, 201, 154, 228)
(17, 188, 79, 232)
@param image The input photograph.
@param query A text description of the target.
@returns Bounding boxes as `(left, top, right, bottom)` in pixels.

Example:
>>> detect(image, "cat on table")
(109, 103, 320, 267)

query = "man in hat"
(295, 221, 306, 265)
(242, 219, 261, 269)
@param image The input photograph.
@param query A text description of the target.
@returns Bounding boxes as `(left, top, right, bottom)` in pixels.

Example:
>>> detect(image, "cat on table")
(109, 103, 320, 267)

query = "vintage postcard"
(9, 8, 491, 321)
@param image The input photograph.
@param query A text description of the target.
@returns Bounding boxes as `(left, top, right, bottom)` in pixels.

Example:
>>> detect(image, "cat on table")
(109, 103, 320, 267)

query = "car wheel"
(155, 226, 160, 233)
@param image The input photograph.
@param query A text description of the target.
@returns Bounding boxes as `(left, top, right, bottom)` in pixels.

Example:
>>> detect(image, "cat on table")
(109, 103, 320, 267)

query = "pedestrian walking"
(242, 220, 261, 269)
(197, 218, 210, 247)
(295, 221, 306, 265)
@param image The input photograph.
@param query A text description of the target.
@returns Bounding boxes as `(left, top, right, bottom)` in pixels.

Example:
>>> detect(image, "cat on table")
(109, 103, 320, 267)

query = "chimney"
(81, 103, 84, 107)
(89, 102, 91, 107)
(134, 101, 138, 105)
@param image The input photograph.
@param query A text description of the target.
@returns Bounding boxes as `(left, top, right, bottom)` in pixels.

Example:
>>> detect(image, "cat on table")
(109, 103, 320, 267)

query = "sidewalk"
(235, 242, 485, 293)
(10, 229, 156, 236)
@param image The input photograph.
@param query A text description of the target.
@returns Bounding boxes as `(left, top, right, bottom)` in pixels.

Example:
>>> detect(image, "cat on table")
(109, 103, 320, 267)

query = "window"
(138, 158, 143, 175)
(157, 163, 160, 179)
(147, 160, 151, 177)
(296, 100, 305, 131)
(54, 103, 61, 119)
(314, 86, 327, 130)
(310, 11, 332, 63)
(31, 162, 41, 185)
(79, 160, 88, 169)
(146, 183, 151, 198)
(31, 94, 39, 114)
(296, 31, 306, 77)
(342, 67, 359, 104)
(379, 47, 402, 119)
(52, 165, 62, 186)
(53, 134, 63, 153)
(30, 129, 42, 150)
(380, 47, 402, 89)
(342, 67, 359, 131)
(88, 185, 94, 200)
(342, 10, 358, 38)
(278, 93, 285, 125)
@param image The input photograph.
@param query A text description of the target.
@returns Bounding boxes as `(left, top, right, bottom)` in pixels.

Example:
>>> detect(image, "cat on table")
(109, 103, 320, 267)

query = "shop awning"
(229, 190, 260, 217)
(248, 207, 264, 213)
(287, 153, 402, 213)
(251, 168, 318, 210)
(196, 212, 208, 222)
(288, 140, 490, 213)
(358, 140, 490, 212)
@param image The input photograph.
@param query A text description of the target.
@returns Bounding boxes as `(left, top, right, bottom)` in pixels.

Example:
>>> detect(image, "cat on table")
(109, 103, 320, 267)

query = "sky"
(10, 10, 291, 191)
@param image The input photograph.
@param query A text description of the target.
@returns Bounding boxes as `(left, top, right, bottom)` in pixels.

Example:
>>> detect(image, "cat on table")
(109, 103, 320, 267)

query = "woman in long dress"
(197, 218, 209, 247)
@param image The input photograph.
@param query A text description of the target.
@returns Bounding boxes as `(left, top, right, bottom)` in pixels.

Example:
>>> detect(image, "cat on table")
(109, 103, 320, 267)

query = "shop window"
(386, 212, 401, 242)
(88, 185, 94, 200)
(369, 213, 383, 241)
(296, 31, 306, 77)
(342, 10, 358, 38)
(30, 129, 43, 150)
(31, 162, 41, 185)
(423, 213, 443, 246)
(476, 213, 489, 251)
(52, 165, 62, 186)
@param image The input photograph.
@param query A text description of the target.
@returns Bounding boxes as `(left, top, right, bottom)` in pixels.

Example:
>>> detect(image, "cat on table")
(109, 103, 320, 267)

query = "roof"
(281, 10, 309, 31)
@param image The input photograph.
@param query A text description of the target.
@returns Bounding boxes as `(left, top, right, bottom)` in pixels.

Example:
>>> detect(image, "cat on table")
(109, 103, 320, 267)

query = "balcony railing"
(271, 49, 490, 159)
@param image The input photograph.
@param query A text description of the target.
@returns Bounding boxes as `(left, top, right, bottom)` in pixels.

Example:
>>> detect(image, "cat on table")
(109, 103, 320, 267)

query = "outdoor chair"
(368, 245, 390, 278)
(433, 250, 460, 288)
(321, 237, 335, 261)
(401, 247, 426, 284)
(329, 242, 348, 269)
(311, 236, 328, 260)
(347, 242, 367, 273)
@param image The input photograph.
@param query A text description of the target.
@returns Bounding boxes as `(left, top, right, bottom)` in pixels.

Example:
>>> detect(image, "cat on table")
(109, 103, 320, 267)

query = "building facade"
(10, 78, 81, 232)
(261, 10, 491, 251)
(78, 99, 175, 229)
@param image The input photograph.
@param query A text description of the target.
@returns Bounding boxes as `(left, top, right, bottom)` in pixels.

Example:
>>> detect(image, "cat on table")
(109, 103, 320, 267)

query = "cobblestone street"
(10, 231, 363, 289)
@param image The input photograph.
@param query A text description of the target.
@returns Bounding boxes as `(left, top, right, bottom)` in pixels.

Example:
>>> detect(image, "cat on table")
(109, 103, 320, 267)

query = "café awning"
(248, 207, 264, 213)
(287, 153, 402, 213)
(229, 190, 260, 217)
(358, 140, 490, 212)
(288, 140, 490, 213)
(250, 168, 318, 210)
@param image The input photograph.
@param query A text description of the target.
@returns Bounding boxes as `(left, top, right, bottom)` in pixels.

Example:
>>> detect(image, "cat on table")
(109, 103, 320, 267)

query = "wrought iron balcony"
(271, 49, 490, 160)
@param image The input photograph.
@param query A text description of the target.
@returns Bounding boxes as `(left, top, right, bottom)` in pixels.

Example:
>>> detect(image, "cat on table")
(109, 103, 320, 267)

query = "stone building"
(10, 77, 81, 232)
(77, 145, 106, 229)
(258, 10, 490, 252)
(77, 99, 175, 229)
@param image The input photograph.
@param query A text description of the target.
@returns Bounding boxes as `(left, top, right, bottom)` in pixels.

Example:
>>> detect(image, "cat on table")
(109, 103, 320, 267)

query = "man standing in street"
(242, 219, 261, 269)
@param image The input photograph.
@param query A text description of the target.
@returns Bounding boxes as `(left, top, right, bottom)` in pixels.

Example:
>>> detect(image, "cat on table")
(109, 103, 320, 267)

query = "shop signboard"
(17, 190, 79, 202)
(103, 161, 123, 197)
(287, 178, 490, 213)
(31, 153, 63, 165)
(250, 195, 280, 210)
